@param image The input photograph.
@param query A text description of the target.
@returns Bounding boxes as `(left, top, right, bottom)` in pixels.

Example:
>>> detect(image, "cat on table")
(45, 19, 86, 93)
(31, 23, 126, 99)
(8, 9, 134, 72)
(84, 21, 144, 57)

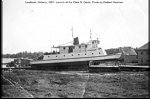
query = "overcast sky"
(3, 0, 148, 54)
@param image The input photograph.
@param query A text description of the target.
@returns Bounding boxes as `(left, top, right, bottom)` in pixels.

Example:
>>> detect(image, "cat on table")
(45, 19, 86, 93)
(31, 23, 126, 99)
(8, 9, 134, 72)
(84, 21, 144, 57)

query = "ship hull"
(30, 53, 122, 71)
(30, 61, 89, 71)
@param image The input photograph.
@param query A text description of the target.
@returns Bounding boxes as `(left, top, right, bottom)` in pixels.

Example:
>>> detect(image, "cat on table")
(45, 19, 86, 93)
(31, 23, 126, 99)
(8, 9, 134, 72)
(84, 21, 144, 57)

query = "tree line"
(3, 51, 45, 59)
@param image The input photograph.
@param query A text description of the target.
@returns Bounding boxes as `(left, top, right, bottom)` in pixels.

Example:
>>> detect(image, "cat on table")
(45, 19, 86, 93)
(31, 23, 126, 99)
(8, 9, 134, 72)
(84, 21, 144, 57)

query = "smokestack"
(73, 37, 79, 45)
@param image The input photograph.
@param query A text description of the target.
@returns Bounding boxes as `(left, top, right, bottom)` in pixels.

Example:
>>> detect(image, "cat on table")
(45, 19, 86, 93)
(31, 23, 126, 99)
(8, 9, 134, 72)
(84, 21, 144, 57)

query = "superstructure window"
(85, 45, 87, 48)
(63, 47, 65, 50)
(79, 46, 81, 48)
(141, 52, 143, 55)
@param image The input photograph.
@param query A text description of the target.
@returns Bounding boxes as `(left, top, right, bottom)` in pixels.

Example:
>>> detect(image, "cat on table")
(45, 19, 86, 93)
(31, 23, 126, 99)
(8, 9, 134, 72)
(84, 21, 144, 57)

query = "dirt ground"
(2, 70, 150, 98)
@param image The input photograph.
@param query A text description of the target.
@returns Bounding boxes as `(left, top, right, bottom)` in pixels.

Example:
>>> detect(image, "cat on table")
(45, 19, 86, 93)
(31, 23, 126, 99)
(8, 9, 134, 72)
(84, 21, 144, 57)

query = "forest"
(3, 51, 45, 59)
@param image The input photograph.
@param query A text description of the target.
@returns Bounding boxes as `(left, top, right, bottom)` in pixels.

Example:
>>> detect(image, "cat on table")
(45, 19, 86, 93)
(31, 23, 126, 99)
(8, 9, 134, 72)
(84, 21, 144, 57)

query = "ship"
(30, 36, 122, 71)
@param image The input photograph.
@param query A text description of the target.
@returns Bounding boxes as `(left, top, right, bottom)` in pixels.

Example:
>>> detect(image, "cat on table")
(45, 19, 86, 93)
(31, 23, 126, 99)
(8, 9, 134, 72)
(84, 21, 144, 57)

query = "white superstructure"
(30, 37, 121, 65)
(38, 37, 105, 60)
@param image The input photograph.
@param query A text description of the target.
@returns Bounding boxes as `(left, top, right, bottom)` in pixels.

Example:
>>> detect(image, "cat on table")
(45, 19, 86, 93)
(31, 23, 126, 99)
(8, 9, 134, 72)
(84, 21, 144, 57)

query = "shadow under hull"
(30, 61, 89, 71)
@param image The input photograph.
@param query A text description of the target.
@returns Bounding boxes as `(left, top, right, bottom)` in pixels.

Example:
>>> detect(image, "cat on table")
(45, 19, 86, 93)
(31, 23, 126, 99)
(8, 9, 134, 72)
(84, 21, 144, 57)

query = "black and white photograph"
(2, 0, 149, 98)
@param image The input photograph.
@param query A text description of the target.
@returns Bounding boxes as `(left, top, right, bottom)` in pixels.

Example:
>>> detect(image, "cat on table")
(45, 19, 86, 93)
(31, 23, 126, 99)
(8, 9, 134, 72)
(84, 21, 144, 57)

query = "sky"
(3, 0, 148, 54)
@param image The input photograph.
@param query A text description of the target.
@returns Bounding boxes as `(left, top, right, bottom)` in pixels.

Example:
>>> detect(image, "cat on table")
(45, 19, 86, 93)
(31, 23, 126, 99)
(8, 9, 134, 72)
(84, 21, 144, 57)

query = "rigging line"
(59, 41, 73, 46)
(61, 28, 73, 46)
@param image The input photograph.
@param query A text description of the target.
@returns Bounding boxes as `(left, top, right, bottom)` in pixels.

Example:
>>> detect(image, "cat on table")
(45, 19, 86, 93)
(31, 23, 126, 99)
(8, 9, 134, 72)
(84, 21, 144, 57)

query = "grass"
(84, 71, 149, 98)
(2, 70, 149, 98)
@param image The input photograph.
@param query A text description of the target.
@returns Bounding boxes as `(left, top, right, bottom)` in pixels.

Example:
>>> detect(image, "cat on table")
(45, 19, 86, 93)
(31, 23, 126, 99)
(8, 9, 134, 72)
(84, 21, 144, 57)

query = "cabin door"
(69, 46, 73, 53)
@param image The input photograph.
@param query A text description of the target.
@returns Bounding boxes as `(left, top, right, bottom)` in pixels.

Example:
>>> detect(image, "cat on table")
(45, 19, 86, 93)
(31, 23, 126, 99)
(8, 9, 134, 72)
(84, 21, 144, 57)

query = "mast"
(71, 27, 73, 38)
(90, 29, 92, 40)
(71, 26, 74, 45)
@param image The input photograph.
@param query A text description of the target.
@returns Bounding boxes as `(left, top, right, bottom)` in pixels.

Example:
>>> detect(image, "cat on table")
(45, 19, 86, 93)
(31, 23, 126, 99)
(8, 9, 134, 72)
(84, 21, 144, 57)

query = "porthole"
(92, 53, 93, 55)
(85, 53, 86, 55)
(56, 56, 57, 57)
(48, 56, 50, 57)
(78, 54, 80, 56)
(99, 52, 100, 54)
(72, 54, 73, 56)
(64, 55, 65, 57)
